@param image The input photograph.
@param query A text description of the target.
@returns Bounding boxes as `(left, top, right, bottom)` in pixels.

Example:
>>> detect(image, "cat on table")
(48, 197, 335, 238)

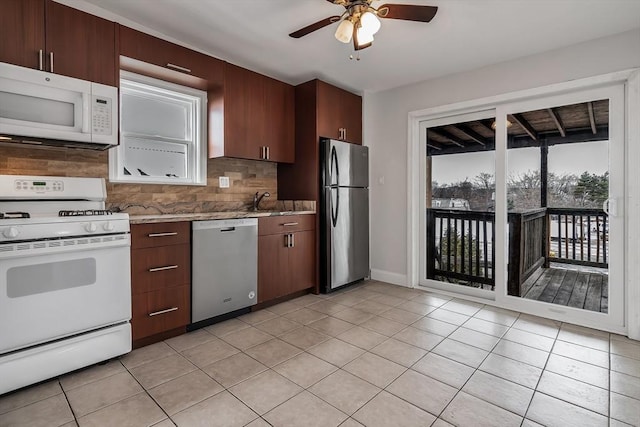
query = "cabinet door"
(0, 0, 45, 70)
(45, 0, 116, 85)
(264, 77, 295, 163)
(258, 234, 290, 303)
(288, 230, 316, 294)
(224, 63, 265, 160)
(317, 81, 344, 141)
(119, 26, 222, 82)
(341, 90, 363, 145)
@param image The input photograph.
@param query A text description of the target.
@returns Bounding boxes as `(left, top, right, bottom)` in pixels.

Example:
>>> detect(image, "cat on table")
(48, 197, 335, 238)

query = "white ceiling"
(69, 0, 640, 93)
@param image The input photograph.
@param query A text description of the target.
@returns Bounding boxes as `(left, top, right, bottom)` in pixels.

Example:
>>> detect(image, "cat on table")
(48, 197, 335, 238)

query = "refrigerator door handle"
(330, 145, 339, 186)
(331, 187, 339, 228)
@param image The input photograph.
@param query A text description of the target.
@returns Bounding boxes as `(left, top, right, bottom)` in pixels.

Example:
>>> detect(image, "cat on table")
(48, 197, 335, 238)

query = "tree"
(474, 172, 494, 190)
(573, 172, 609, 207)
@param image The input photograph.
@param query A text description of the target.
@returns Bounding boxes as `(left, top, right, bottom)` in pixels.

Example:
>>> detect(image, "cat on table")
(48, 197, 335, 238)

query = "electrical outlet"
(219, 176, 230, 188)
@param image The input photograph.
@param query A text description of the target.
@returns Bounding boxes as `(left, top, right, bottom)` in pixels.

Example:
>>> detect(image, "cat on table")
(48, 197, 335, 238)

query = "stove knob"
(103, 221, 115, 232)
(85, 222, 98, 233)
(3, 226, 19, 239)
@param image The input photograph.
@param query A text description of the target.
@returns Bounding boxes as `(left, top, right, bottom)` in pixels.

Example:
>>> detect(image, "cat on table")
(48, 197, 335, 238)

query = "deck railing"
(508, 209, 547, 297)
(547, 208, 608, 268)
(426, 209, 495, 289)
(426, 207, 608, 293)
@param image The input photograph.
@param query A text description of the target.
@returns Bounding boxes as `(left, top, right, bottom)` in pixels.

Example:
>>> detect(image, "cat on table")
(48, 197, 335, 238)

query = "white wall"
(365, 29, 640, 285)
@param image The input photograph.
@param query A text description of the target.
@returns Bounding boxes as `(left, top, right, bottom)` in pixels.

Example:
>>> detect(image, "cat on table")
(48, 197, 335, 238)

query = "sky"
(431, 140, 609, 185)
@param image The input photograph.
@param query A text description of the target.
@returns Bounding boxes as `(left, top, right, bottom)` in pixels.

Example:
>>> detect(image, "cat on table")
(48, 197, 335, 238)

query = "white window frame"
(109, 71, 207, 186)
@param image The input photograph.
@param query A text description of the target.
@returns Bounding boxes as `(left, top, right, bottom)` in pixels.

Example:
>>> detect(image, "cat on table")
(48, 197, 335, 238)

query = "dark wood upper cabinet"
(0, 1, 116, 86)
(278, 79, 362, 201)
(45, 1, 116, 86)
(317, 80, 362, 145)
(119, 26, 223, 84)
(209, 62, 294, 163)
(0, 0, 45, 70)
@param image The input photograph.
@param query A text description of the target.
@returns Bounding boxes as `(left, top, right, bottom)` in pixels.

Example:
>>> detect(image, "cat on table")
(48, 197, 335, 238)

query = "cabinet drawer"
(131, 244, 190, 293)
(132, 285, 190, 341)
(258, 214, 315, 236)
(131, 222, 190, 249)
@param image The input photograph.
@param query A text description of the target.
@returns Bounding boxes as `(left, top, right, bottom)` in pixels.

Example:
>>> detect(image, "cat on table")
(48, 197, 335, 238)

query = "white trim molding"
(370, 269, 409, 287)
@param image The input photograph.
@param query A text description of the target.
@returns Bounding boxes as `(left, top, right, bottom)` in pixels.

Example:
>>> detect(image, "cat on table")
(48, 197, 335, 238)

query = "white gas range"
(0, 175, 131, 395)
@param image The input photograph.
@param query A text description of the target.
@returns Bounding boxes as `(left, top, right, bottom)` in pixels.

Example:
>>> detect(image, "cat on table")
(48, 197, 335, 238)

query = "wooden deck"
(521, 266, 608, 313)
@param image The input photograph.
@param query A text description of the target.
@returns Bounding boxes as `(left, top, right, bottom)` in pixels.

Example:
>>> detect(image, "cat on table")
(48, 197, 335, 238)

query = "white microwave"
(0, 62, 118, 150)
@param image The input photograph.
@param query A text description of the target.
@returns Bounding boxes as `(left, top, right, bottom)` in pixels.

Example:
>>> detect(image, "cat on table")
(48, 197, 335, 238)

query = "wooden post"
(426, 209, 436, 280)
(426, 156, 432, 208)
(541, 141, 549, 268)
(508, 212, 522, 296)
(540, 142, 548, 208)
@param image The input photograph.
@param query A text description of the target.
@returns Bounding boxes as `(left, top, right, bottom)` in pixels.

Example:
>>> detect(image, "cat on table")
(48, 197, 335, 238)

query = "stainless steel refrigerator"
(320, 138, 370, 292)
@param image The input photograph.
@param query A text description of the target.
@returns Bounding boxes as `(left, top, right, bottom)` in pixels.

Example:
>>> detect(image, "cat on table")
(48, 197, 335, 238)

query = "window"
(109, 71, 207, 185)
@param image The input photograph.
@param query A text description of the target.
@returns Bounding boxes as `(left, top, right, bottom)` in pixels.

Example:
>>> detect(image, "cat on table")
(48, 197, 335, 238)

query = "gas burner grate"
(58, 209, 114, 217)
(0, 212, 30, 219)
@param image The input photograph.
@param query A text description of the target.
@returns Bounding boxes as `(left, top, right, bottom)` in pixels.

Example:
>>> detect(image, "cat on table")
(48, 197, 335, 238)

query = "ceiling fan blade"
(378, 4, 438, 22)
(289, 16, 341, 38)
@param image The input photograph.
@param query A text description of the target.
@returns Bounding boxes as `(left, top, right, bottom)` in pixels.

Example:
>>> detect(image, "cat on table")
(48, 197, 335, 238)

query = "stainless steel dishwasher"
(191, 218, 258, 325)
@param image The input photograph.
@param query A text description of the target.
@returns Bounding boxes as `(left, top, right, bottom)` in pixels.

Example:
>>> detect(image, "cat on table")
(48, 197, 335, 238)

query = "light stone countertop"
(128, 210, 316, 224)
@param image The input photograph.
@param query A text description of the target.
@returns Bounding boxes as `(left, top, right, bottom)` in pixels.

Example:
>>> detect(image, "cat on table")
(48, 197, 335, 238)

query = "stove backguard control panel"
(14, 179, 64, 193)
(0, 175, 106, 201)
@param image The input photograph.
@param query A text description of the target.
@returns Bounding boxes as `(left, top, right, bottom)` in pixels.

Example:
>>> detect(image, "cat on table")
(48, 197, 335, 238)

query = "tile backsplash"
(0, 146, 314, 214)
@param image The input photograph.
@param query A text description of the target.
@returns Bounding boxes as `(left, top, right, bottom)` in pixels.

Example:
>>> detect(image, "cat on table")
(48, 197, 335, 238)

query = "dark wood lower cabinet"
(257, 215, 316, 304)
(132, 285, 190, 341)
(289, 230, 315, 294)
(258, 234, 290, 303)
(130, 222, 191, 347)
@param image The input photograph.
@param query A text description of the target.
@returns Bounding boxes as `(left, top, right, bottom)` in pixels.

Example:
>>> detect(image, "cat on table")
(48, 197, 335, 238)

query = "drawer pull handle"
(149, 307, 178, 317)
(148, 232, 178, 237)
(166, 63, 192, 73)
(282, 222, 299, 227)
(149, 265, 179, 272)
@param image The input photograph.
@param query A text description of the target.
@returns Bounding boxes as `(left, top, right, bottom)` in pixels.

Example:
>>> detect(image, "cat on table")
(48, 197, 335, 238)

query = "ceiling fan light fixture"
(334, 18, 354, 43)
(360, 10, 381, 35)
(491, 119, 513, 129)
(355, 25, 374, 48)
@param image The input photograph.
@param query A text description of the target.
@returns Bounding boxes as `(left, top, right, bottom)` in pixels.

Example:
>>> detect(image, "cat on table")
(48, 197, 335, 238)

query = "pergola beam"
(547, 108, 566, 137)
(587, 102, 597, 134)
(450, 125, 487, 146)
(509, 113, 538, 141)
(428, 129, 465, 147)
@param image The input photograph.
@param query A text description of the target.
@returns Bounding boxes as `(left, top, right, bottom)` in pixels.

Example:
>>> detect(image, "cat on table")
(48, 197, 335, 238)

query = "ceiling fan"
(289, 0, 438, 51)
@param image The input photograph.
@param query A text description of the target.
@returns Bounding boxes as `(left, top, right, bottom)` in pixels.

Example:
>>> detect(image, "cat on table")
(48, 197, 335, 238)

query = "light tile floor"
(1, 280, 640, 427)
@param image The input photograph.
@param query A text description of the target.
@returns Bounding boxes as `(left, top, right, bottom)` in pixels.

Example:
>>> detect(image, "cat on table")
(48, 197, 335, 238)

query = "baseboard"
(370, 269, 408, 287)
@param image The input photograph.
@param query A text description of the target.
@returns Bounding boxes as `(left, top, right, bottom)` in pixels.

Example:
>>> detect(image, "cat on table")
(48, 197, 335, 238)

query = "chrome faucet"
(253, 191, 270, 211)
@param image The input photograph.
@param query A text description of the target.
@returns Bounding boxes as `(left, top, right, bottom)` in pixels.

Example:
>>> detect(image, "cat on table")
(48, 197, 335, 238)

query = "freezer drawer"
(191, 218, 258, 323)
(323, 186, 369, 290)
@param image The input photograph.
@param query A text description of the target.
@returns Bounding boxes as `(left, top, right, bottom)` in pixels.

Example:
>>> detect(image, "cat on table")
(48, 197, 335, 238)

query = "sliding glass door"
(417, 83, 626, 330)
(419, 110, 496, 299)
(495, 84, 624, 329)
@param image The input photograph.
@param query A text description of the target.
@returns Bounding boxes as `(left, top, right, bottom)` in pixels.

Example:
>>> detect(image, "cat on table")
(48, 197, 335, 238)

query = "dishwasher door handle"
(220, 227, 236, 232)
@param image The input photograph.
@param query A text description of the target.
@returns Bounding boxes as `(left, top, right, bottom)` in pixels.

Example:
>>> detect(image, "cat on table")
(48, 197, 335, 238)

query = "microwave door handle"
(81, 93, 91, 134)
